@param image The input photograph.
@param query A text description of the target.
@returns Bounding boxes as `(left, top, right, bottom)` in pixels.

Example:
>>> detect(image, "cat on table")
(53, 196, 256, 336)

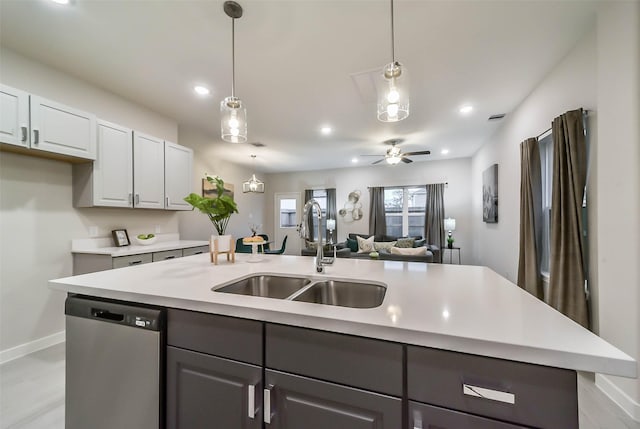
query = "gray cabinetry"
(264, 369, 401, 429)
(410, 401, 528, 429)
(112, 253, 154, 269)
(265, 324, 403, 427)
(166, 309, 264, 428)
(166, 346, 261, 429)
(152, 249, 182, 262)
(407, 346, 578, 429)
(182, 245, 208, 256)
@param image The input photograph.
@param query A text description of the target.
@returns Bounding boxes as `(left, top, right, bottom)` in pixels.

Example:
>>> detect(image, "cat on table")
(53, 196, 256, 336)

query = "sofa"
(301, 233, 440, 263)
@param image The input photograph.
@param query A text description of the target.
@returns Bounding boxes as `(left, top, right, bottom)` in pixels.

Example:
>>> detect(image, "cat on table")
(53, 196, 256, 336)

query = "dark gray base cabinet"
(410, 401, 529, 429)
(166, 346, 262, 429)
(265, 369, 401, 429)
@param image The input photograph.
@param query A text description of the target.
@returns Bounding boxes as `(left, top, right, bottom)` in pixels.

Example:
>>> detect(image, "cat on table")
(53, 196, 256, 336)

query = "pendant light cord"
(390, 0, 395, 63)
(231, 18, 236, 98)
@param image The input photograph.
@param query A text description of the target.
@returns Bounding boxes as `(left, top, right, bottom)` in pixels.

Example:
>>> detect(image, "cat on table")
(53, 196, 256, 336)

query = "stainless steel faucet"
(300, 199, 326, 273)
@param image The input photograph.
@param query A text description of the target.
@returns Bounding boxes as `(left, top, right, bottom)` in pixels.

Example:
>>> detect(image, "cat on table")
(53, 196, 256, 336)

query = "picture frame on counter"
(112, 229, 130, 247)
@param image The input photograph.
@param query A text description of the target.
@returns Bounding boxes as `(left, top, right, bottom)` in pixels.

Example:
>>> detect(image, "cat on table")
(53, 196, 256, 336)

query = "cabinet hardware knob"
(248, 384, 258, 419)
(128, 193, 133, 205)
(463, 383, 515, 404)
(128, 260, 143, 266)
(33, 129, 39, 144)
(135, 194, 140, 205)
(21, 126, 27, 142)
(264, 384, 275, 424)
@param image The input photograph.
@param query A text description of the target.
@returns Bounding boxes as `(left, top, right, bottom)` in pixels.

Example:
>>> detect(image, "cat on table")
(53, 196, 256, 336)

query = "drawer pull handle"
(164, 255, 176, 260)
(248, 384, 258, 418)
(193, 251, 203, 255)
(21, 126, 28, 142)
(128, 260, 143, 266)
(33, 129, 39, 144)
(264, 384, 274, 424)
(463, 384, 515, 404)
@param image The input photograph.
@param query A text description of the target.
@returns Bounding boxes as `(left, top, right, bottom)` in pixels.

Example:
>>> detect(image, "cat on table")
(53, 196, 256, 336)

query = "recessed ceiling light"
(351, 158, 358, 163)
(320, 126, 332, 135)
(441, 149, 449, 155)
(193, 85, 210, 96)
(459, 105, 473, 114)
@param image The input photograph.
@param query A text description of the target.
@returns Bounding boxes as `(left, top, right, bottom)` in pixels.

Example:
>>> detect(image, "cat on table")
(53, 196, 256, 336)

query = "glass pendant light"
(242, 155, 265, 193)
(221, 1, 247, 143)
(377, 0, 409, 122)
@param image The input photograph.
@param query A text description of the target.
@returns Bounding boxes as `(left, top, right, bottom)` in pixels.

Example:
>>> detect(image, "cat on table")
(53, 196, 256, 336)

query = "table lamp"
(326, 219, 336, 245)
(444, 218, 456, 248)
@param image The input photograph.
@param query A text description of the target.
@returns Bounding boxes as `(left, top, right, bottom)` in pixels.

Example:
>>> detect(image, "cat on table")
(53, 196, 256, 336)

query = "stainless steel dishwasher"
(65, 295, 165, 429)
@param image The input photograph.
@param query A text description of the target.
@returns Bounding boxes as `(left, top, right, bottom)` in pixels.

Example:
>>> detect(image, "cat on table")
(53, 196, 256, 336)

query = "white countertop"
(49, 254, 636, 378)
(71, 234, 208, 256)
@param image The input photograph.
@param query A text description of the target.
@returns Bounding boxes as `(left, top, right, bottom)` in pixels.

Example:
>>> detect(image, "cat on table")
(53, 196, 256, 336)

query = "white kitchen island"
(50, 253, 636, 429)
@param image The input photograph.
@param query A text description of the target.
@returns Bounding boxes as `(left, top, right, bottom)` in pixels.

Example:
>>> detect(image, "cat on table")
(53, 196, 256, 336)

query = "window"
(384, 186, 426, 237)
(279, 198, 297, 228)
(311, 189, 327, 240)
(539, 133, 553, 277)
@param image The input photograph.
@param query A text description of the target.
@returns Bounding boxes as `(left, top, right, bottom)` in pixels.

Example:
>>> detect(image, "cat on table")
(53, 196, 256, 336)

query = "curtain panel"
(326, 188, 337, 242)
(424, 183, 445, 262)
(304, 189, 315, 241)
(369, 187, 386, 236)
(549, 108, 589, 328)
(517, 137, 544, 299)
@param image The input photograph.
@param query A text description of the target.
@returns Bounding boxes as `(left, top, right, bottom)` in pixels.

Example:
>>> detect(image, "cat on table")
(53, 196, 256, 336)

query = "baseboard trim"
(596, 374, 640, 422)
(0, 331, 65, 365)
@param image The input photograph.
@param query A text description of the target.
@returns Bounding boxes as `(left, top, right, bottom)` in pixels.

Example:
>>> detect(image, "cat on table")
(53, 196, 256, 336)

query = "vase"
(447, 242, 453, 249)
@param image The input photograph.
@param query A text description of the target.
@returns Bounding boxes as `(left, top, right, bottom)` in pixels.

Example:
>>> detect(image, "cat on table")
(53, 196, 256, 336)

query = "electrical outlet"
(89, 226, 98, 237)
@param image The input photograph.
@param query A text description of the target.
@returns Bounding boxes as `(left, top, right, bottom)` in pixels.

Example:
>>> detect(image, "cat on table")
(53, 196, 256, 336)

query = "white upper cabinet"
(30, 95, 96, 160)
(0, 84, 29, 148)
(133, 131, 165, 209)
(164, 141, 193, 210)
(0, 84, 97, 160)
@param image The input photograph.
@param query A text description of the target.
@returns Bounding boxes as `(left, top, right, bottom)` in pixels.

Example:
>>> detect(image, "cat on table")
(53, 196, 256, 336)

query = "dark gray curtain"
(549, 109, 589, 328)
(424, 184, 445, 262)
(517, 138, 544, 299)
(304, 189, 314, 241)
(368, 187, 386, 236)
(326, 188, 337, 242)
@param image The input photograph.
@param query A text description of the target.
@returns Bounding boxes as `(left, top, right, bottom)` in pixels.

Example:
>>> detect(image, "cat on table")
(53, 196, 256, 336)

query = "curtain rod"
(536, 109, 590, 140)
(367, 182, 448, 189)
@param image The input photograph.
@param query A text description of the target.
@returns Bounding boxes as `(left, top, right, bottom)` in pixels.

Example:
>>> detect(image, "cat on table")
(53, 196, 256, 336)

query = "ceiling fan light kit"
(377, 0, 409, 122)
(221, 1, 248, 143)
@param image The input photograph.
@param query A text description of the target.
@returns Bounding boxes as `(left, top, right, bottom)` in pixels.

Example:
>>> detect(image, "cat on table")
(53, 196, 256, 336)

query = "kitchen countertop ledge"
(49, 254, 636, 378)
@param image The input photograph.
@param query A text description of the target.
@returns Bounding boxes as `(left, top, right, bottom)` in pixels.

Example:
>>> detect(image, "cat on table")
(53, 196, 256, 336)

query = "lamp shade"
(444, 218, 456, 231)
(377, 62, 410, 122)
(326, 219, 336, 231)
(221, 96, 247, 143)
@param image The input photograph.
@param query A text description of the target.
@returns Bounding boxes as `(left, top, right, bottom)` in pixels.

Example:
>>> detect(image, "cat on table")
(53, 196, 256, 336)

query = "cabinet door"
(410, 401, 529, 429)
(30, 95, 96, 159)
(164, 141, 193, 210)
(167, 346, 262, 429)
(0, 84, 29, 148)
(93, 120, 133, 207)
(264, 369, 401, 429)
(133, 131, 164, 209)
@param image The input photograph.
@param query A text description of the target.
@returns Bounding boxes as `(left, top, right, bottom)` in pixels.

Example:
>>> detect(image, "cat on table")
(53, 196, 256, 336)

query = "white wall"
(264, 157, 473, 262)
(176, 126, 266, 242)
(595, 1, 640, 418)
(470, 28, 597, 282)
(0, 48, 179, 356)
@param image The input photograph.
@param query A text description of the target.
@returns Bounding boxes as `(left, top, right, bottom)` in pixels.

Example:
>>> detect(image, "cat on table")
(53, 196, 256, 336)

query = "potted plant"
(184, 175, 239, 236)
(447, 236, 455, 249)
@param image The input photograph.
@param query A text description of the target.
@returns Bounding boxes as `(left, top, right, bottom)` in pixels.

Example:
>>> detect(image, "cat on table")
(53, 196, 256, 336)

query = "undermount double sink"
(212, 274, 386, 309)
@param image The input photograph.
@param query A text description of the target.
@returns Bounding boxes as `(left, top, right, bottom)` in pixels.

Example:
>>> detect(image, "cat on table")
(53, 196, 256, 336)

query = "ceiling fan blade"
(372, 158, 385, 165)
(402, 150, 431, 156)
(401, 157, 413, 163)
(360, 154, 384, 157)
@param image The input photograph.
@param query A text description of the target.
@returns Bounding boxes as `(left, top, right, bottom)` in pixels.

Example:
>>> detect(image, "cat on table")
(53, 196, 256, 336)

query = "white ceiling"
(0, 0, 598, 173)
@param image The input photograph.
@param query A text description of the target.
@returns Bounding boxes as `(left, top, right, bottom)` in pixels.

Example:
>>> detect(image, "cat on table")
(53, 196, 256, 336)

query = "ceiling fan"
(361, 139, 431, 165)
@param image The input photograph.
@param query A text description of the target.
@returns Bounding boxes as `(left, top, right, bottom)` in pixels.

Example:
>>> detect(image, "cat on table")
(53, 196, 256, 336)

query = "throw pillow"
(395, 237, 415, 248)
(373, 241, 397, 251)
(390, 246, 427, 256)
(345, 237, 359, 252)
(414, 238, 426, 248)
(356, 235, 375, 253)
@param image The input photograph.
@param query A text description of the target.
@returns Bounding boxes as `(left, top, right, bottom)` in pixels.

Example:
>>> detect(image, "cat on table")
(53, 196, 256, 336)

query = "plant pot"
(447, 243, 453, 249)
(211, 234, 232, 252)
